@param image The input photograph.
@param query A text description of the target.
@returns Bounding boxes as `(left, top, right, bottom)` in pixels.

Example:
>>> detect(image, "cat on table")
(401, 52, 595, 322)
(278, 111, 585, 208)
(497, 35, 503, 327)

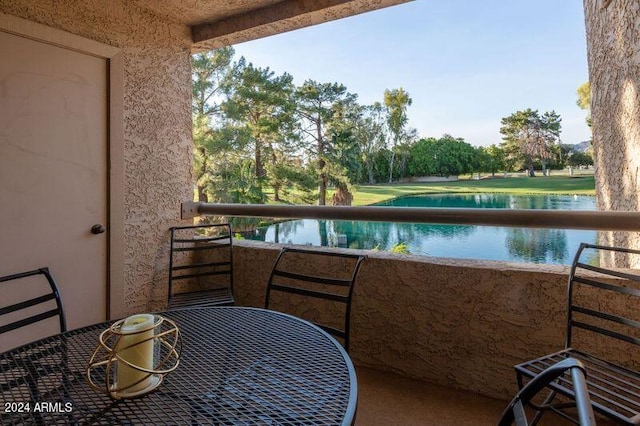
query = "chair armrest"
(498, 358, 596, 426)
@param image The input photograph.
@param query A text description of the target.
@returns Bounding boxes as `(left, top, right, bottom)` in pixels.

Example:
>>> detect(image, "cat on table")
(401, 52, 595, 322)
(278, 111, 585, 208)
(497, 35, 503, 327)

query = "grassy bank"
(351, 176, 596, 206)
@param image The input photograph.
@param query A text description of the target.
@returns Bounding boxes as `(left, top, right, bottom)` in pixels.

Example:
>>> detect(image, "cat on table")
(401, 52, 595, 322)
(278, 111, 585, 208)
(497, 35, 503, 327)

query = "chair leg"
(516, 371, 557, 426)
(530, 389, 556, 426)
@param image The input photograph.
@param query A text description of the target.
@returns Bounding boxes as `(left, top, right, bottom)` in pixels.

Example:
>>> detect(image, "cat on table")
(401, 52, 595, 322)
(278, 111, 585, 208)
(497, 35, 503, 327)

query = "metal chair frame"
(265, 247, 366, 352)
(500, 358, 596, 426)
(0, 267, 70, 418)
(514, 243, 640, 425)
(168, 223, 235, 309)
(0, 267, 66, 336)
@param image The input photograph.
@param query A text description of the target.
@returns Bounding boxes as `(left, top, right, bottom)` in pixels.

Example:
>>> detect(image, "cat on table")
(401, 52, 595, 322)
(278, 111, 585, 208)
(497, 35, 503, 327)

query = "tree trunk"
(585, 0, 640, 266)
(317, 119, 326, 205)
(388, 150, 396, 183)
(197, 146, 208, 203)
(254, 140, 264, 178)
(271, 150, 280, 201)
(331, 184, 353, 206)
(197, 185, 208, 203)
(528, 165, 535, 177)
(318, 167, 327, 205)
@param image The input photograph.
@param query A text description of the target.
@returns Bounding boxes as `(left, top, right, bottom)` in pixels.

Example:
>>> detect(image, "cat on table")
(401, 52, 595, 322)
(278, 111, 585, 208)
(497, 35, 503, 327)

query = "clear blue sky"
(233, 0, 590, 147)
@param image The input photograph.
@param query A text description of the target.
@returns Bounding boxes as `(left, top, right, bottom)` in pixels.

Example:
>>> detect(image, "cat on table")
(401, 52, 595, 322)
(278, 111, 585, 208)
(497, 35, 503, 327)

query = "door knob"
(91, 224, 106, 234)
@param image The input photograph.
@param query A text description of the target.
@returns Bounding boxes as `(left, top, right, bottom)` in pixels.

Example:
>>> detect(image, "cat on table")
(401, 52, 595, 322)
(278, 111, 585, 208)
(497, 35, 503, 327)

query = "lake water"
(247, 194, 597, 265)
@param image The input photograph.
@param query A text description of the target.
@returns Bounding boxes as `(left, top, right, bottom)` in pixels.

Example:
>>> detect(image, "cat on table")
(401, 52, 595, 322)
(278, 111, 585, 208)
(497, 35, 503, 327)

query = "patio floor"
(355, 366, 580, 425)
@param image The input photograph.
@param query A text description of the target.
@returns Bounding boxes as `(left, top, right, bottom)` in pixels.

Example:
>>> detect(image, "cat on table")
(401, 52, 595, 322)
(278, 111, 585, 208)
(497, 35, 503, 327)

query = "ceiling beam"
(191, 0, 411, 52)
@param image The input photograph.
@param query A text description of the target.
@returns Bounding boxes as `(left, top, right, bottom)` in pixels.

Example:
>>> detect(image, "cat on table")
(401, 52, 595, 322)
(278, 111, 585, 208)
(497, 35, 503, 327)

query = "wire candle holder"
(86, 314, 182, 399)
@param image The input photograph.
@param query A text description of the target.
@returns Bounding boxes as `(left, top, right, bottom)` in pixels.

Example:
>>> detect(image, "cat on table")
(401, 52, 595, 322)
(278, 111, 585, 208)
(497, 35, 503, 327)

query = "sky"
(232, 0, 591, 147)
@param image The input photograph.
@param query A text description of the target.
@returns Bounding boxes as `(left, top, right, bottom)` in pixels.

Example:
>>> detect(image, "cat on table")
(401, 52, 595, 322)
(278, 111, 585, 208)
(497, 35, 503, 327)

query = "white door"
(0, 31, 108, 335)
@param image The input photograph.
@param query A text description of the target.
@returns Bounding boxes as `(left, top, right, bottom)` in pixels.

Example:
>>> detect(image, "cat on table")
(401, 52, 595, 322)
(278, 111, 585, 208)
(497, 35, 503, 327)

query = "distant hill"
(568, 140, 591, 153)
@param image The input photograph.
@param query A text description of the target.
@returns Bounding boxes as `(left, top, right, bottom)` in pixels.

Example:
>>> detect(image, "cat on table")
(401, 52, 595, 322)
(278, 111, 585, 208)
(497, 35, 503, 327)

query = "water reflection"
(505, 228, 568, 263)
(248, 195, 598, 265)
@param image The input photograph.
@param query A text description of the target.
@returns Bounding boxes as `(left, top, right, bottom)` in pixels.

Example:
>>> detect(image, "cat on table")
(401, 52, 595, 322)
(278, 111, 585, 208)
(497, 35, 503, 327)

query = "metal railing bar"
(182, 202, 640, 231)
(273, 270, 352, 287)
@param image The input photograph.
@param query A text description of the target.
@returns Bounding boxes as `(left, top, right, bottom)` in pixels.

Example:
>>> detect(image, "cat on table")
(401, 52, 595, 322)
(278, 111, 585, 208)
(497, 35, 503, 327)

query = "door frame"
(0, 12, 125, 320)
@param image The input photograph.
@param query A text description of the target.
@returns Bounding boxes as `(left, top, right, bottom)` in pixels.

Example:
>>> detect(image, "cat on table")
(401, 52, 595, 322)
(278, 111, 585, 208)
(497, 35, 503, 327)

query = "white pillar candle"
(116, 314, 155, 393)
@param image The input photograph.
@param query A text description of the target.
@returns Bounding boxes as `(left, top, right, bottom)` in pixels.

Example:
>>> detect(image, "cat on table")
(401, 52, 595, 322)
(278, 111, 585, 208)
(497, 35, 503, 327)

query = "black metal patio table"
(0, 307, 357, 425)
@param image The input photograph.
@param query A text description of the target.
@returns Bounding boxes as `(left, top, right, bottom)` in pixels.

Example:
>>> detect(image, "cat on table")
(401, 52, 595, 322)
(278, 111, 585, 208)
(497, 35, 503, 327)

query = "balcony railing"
(182, 202, 640, 231)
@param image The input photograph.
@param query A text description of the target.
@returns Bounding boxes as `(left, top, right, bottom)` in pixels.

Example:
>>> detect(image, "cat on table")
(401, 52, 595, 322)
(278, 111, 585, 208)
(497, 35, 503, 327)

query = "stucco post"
(584, 0, 640, 265)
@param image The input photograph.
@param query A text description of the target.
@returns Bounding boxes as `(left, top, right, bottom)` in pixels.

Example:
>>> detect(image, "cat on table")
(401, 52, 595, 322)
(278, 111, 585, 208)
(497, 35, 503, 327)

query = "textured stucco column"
(0, 0, 194, 313)
(584, 0, 640, 264)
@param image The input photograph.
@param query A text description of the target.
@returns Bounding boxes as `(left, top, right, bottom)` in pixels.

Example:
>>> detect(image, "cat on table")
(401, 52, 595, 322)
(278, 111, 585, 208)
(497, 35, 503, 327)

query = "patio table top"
(0, 306, 357, 425)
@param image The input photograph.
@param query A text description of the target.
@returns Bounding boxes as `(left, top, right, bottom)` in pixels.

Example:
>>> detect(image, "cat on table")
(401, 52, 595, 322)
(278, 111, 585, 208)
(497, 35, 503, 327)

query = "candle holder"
(86, 314, 182, 399)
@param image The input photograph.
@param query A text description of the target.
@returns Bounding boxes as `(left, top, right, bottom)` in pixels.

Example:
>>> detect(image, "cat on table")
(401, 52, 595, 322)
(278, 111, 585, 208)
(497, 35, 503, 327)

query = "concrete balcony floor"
(355, 366, 580, 425)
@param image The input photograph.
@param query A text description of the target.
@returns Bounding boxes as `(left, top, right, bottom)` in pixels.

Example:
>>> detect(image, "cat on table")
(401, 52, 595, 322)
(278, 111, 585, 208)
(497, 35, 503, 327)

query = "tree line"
(193, 48, 593, 206)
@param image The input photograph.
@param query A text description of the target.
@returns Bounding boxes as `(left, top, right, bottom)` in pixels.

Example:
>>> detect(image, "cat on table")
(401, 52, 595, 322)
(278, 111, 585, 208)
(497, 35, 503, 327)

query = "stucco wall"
(0, 1, 193, 313)
(233, 240, 639, 400)
(584, 0, 640, 265)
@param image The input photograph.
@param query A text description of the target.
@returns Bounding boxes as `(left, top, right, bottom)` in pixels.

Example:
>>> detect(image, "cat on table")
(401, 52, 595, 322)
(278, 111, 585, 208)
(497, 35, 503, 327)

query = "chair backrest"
(265, 247, 366, 352)
(168, 223, 234, 303)
(566, 243, 640, 354)
(0, 267, 66, 349)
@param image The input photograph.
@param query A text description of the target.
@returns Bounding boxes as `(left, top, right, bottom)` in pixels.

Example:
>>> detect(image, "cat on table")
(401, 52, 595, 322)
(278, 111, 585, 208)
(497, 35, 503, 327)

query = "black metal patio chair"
(168, 223, 235, 309)
(265, 247, 366, 352)
(513, 243, 640, 425)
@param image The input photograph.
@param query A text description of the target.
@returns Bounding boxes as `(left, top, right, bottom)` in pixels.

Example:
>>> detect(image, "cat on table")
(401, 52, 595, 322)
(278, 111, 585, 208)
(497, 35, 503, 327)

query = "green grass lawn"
(351, 176, 596, 206)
